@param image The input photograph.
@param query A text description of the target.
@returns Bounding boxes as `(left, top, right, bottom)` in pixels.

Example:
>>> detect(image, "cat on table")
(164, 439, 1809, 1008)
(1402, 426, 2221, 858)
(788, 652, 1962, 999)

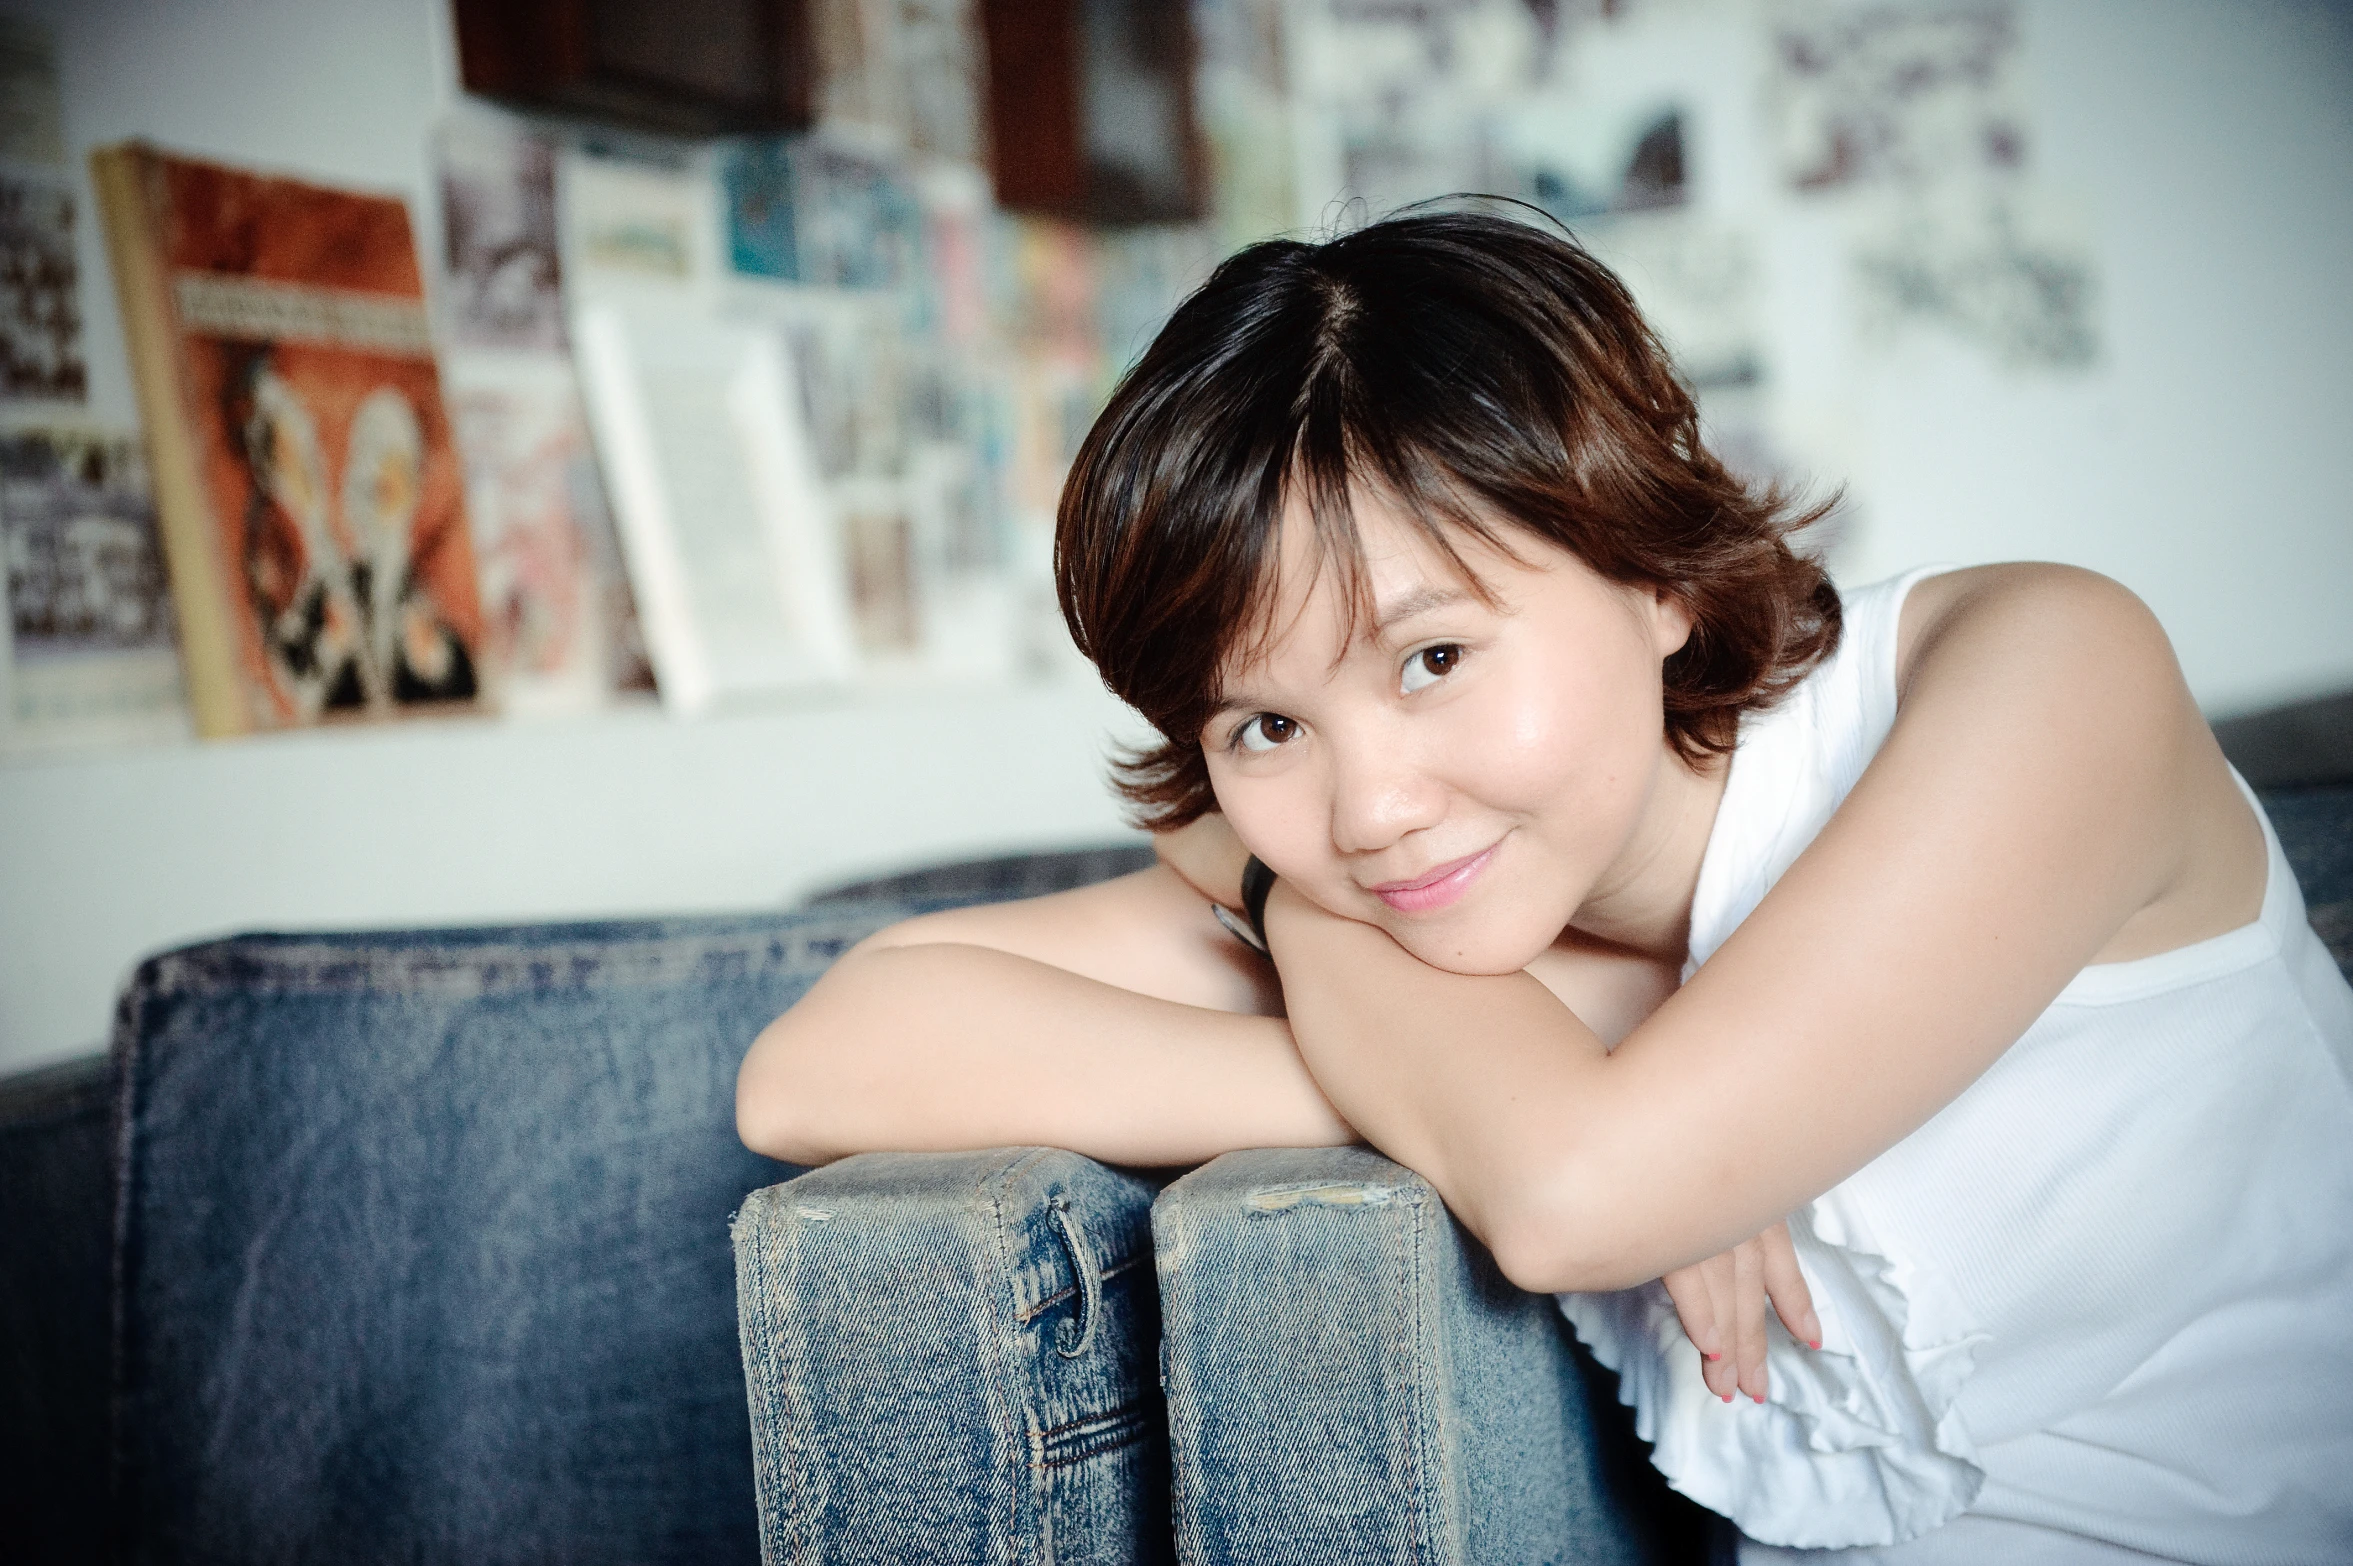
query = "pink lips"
(1371, 844, 1498, 913)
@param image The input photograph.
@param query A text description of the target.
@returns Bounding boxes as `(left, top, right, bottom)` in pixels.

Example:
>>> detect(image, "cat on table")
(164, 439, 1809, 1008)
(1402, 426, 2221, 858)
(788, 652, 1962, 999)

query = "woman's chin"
(1387, 918, 1559, 978)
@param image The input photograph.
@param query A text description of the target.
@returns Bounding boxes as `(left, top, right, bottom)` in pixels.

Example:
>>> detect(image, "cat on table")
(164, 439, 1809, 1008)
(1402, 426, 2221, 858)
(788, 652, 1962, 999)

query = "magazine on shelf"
(0, 423, 192, 750)
(442, 350, 656, 714)
(571, 298, 856, 714)
(434, 110, 568, 352)
(432, 116, 657, 715)
(90, 142, 487, 736)
(559, 146, 718, 301)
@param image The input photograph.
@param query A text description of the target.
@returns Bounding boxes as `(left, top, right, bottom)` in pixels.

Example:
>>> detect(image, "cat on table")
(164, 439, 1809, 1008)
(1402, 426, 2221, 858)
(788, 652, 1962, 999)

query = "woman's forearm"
(737, 940, 1353, 1167)
(1263, 883, 1633, 1290)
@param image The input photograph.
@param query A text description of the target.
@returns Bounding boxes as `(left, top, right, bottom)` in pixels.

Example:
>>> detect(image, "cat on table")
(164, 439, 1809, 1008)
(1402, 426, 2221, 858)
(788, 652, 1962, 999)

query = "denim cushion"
(0, 1056, 113, 1564)
(807, 842, 1155, 906)
(106, 908, 910, 1566)
(2266, 784, 2353, 973)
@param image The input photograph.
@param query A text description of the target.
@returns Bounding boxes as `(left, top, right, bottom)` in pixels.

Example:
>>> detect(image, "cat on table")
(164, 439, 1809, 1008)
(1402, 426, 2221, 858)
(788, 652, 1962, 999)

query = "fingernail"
(1751, 1393, 1766, 1404)
(1705, 1351, 1722, 1361)
(1807, 1339, 1822, 1351)
(1720, 1392, 1734, 1403)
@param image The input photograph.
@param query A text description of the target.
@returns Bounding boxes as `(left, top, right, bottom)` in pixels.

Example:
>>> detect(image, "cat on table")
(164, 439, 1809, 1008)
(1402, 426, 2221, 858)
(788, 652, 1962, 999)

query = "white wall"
(1827, 0, 2353, 716)
(1, 0, 2348, 1074)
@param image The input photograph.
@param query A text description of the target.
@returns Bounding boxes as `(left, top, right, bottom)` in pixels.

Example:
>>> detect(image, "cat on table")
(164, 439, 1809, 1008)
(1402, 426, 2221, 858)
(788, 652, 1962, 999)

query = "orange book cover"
(93, 143, 484, 734)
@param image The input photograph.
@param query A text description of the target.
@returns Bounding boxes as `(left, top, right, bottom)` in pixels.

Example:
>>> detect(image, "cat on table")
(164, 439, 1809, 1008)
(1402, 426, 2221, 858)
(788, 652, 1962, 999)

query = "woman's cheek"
(1214, 772, 1319, 885)
(1447, 678, 1588, 816)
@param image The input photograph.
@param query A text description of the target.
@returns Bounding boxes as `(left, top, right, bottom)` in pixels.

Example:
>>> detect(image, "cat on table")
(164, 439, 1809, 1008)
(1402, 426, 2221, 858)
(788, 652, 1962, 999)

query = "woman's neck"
(1569, 744, 1730, 967)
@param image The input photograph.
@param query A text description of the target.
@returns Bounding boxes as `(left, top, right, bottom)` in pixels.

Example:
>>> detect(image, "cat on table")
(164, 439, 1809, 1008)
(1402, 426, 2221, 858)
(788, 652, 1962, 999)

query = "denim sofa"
(4, 794, 2347, 1564)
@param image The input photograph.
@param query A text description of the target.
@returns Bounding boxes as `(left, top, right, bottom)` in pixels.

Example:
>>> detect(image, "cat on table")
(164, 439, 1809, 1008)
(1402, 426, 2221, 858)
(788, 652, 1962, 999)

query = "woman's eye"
(1400, 644, 1463, 695)
(1237, 713, 1298, 753)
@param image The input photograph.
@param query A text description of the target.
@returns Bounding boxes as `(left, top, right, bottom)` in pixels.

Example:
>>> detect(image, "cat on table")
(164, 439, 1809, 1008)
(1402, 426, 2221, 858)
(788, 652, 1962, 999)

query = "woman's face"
(1201, 488, 1695, 975)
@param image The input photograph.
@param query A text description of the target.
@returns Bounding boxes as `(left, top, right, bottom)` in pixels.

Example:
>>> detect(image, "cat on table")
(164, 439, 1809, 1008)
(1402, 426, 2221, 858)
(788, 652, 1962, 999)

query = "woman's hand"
(1660, 1220, 1821, 1404)
(1154, 811, 1254, 911)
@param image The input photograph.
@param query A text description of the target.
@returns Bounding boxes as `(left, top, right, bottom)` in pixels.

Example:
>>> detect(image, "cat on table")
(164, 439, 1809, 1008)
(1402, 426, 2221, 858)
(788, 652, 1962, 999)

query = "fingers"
(1733, 1239, 1769, 1403)
(1701, 1253, 1739, 1400)
(1662, 1263, 1720, 1359)
(1669, 1224, 1824, 1410)
(1663, 1260, 1740, 1402)
(1759, 1220, 1823, 1351)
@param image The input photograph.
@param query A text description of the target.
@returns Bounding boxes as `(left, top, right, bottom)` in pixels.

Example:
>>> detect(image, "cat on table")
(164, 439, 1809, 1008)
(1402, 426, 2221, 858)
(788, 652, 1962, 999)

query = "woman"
(737, 210, 2353, 1559)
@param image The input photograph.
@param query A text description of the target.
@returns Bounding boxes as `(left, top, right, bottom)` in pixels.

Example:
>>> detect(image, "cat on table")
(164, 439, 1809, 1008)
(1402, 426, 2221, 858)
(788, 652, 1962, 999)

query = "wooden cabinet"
(981, 0, 1201, 223)
(452, 0, 813, 135)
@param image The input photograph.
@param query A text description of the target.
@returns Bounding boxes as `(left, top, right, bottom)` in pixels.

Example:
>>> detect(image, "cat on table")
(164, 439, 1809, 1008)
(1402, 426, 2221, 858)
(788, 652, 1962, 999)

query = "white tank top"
(1558, 568, 2353, 1563)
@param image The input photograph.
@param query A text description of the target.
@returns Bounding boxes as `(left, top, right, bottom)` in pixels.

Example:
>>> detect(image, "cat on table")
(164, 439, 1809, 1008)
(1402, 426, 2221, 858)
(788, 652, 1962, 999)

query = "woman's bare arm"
(1265, 564, 2263, 1293)
(735, 864, 1350, 1166)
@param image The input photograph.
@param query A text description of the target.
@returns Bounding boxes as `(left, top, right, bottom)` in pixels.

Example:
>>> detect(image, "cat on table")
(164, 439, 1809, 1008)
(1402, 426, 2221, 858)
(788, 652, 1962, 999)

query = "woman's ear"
(1650, 589, 1695, 658)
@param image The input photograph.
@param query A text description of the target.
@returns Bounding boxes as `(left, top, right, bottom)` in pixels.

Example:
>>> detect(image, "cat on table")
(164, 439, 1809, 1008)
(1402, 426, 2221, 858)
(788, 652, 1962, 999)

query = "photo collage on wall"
(10, 0, 2106, 750)
(0, 17, 189, 749)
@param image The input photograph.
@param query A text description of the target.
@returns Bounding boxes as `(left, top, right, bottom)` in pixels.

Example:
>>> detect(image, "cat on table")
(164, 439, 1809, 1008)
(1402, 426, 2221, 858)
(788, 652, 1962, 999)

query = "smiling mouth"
(1370, 843, 1499, 914)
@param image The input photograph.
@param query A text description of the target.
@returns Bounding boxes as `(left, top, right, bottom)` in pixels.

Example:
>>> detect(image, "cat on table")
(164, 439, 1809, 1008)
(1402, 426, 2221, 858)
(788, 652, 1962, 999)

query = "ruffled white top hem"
(1559, 1199, 1989, 1548)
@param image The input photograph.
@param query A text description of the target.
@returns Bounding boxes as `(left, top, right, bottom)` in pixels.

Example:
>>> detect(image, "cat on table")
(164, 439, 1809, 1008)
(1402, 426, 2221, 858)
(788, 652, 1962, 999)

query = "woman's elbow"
(735, 995, 851, 1166)
(1480, 1179, 1655, 1296)
(734, 927, 926, 1163)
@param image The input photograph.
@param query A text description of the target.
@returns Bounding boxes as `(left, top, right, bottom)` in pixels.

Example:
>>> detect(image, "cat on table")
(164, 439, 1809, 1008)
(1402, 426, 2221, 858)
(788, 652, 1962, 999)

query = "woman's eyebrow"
(1371, 584, 1473, 633)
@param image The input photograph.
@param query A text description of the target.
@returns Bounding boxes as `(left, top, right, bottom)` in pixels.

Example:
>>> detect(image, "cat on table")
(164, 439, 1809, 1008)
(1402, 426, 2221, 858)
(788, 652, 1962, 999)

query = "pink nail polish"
(1807, 1339, 1822, 1351)
(1720, 1392, 1734, 1403)
(1706, 1352, 1722, 1361)
(1751, 1393, 1766, 1404)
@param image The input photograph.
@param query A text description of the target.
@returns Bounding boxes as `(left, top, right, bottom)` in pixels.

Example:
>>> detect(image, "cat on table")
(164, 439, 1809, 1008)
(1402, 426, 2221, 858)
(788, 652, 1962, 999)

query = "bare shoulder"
(1887, 562, 2266, 962)
(859, 864, 1284, 1015)
(1893, 562, 2166, 688)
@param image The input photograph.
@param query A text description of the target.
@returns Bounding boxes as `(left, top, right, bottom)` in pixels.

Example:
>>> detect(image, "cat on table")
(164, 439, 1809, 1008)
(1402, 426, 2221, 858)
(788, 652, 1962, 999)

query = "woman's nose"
(1326, 734, 1448, 856)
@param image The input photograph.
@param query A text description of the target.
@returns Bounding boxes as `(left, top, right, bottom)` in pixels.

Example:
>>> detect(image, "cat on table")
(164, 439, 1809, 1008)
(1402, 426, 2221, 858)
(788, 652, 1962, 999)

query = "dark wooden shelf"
(452, 0, 813, 136)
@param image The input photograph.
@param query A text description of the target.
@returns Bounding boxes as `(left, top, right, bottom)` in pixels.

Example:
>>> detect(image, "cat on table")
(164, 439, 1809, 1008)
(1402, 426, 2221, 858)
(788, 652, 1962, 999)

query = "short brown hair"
(1056, 207, 1841, 830)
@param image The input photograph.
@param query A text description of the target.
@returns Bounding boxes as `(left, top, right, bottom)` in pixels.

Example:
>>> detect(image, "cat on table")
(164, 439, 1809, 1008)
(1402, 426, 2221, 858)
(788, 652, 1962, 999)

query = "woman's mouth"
(1371, 843, 1499, 913)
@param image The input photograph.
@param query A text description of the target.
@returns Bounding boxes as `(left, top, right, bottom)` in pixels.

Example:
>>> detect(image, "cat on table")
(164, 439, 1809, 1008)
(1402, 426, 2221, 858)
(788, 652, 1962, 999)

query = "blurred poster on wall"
(894, 0, 987, 164)
(1769, 0, 2098, 369)
(0, 18, 64, 168)
(0, 173, 84, 403)
(1285, 0, 1541, 221)
(792, 141, 925, 291)
(560, 147, 715, 296)
(1194, 0, 1296, 250)
(1771, 0, 2027, 192)
(2, 20, 82, 407)
(1848, 184, 2097, 369)
(836, 483, 918, 654)
(444, 351, 657, 714)
(812, 0, 910, 148)
(1500, 92, 1691, 223)
(1582, 214, 1761, 390)
(721, 136, 924, 293)
(1094, 224, 1215, 375)
(722, 138, 803, 282)
(0, 425, 191, 750)
(435, 111, 567, 351)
